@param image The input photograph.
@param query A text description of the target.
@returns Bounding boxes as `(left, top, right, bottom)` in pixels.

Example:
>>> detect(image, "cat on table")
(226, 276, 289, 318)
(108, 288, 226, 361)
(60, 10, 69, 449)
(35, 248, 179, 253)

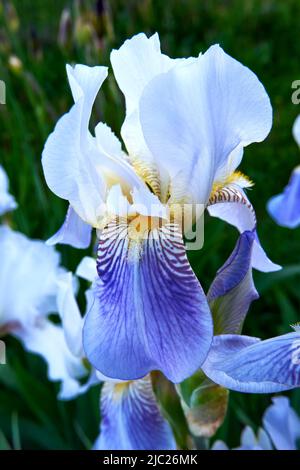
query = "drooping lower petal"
(262, 396, 300, 450)
(267, 167, 300, 229)
(83, 219, 213, 383)
(94, 376, 176, 450)
(207, 185, 281, 272)
(47, 205, 92, 249)
(202, 333, 300, 393)
(207, 230, 259, 334)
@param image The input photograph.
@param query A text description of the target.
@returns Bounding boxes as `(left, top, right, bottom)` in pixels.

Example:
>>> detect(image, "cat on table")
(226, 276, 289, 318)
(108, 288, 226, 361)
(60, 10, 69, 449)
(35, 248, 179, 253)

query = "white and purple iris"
(267, 115, 300, 228)
(42, 33, 281, 385)
(213, 396, 300, 450)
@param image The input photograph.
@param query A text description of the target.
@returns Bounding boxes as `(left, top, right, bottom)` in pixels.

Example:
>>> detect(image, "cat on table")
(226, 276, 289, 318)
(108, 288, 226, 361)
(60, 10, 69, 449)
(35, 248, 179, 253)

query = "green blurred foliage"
(0, 0, 300, 449)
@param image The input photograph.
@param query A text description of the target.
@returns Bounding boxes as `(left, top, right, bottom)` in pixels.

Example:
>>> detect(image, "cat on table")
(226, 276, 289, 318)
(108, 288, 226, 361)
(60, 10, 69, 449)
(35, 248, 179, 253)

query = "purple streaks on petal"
(95, 376, 176, 450)
(207, 231, 259, 334)
(83, 219, 212, 383)
(202, 333, 300, 393)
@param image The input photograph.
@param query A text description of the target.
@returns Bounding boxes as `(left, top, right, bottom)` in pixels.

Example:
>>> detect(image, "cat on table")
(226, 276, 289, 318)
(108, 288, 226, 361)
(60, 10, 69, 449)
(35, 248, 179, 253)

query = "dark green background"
(0, 0, 299, 449)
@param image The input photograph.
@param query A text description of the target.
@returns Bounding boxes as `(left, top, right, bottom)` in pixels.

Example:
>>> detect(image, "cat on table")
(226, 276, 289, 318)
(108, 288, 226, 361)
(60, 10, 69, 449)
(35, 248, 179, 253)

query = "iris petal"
(202, 333, 300, 393)
(111, 32, 194, 175)
(139, 44, 272, 206)
(83, 219, 213, 382)
(15, 320, 87, 400)
(47, 205, 92, 249)
(262, 396, 300, 450)
(208, 186, 281, 272)
(208, 231, 259, 334)
(267, 167, 300, 229)
(94, 376, 176, 450)
(0, 226, 62, 328)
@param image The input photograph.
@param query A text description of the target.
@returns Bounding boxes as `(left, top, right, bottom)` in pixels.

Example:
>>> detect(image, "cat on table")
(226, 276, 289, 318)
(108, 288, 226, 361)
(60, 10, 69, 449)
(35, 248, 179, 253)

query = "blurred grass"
(0, 0, 300, 449)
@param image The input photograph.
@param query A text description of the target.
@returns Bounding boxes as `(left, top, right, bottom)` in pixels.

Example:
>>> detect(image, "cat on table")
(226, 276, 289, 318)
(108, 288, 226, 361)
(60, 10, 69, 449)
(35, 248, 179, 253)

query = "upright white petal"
(139, 44, 272, 206)
(42, 65, 108, 226)
(111, 33, 196, 193)
(43, 64, 149, 227)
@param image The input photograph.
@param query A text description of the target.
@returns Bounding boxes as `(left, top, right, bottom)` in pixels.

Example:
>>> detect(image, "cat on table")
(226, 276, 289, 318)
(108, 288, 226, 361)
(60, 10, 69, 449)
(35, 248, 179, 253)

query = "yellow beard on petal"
(113, 381, 132, 397)
(210, 171, 254, 199)
(130, 156, 162, 199)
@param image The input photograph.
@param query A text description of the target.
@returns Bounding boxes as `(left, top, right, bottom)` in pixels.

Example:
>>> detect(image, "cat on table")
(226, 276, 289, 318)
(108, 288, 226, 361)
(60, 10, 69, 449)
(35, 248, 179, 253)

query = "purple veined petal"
(202, 333, 300, 393)
(267, 167, 300, 229)
(83, 219, 213, 383)
(207, 185, 281, 272)
(207, 231, 259, 334)
(262, 396, 300, 450)
(47, 205, 92, 249)
(94, 376, 176, 450)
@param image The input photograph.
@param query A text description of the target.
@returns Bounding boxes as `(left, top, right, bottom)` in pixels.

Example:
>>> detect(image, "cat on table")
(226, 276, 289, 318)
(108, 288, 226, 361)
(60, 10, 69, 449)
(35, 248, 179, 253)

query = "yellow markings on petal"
(112, 381, 133, 400)
(131, 156, 161, 199)
(291, 322, 300, 332)
(128, 215, 164, 241)
(211, 171, 254, 198)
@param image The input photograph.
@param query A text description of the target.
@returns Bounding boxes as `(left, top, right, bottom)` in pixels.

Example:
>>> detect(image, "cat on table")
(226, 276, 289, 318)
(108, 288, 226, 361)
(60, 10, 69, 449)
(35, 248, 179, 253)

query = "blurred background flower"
(0, 0, 300, 450)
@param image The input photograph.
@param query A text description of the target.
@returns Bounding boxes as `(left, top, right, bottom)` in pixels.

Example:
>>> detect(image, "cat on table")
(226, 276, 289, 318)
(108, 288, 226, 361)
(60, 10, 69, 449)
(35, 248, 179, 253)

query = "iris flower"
(213, 396, 300, 450)
(267, 115, 300, 228)
(0, 225, 88, 398)
(0, 165, 17, 216)
(25, 256, 176, 450)
(199, 230, 300, 393)
(42, 33, 279, 383)
(0, 225, 62, 335)
(60, 260, 175, 450)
